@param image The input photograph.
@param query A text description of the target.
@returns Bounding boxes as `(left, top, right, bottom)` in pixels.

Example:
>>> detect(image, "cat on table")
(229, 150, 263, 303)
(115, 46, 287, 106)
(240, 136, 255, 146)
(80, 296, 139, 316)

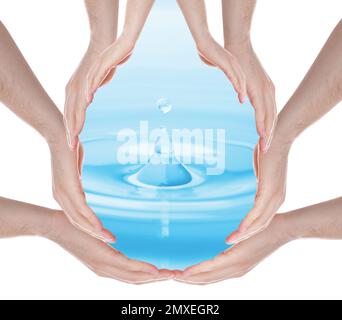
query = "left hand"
(176, 215, 289, 285)
(49, 134, 115, 243)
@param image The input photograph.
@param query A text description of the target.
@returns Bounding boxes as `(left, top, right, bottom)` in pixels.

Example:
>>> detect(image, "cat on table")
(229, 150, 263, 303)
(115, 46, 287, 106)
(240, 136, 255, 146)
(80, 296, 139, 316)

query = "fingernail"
(102, 231, 116, 244)
(227, 233, 244, 245)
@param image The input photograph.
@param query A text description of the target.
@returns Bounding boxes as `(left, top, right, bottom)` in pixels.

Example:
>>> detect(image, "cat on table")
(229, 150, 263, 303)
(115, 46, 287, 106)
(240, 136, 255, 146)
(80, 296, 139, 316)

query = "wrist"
(89, 32, 117, 54)
(43, 210, 69, 243)
(28, 208, 61, 239)
(224, 36, 253, 53)
(272, 214, 297, 245)
(44, 116, 67, 150)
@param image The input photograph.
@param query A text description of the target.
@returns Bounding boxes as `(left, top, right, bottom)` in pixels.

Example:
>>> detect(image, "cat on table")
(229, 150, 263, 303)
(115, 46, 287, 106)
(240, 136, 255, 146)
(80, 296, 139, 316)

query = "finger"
(250, 94, 267, 148)
(264, 93, 277, 152)
(60, 194, 114, 242)
(77, 143, 84, 177)
(198, 52, 217, 67)
(86, 62, 112, 104)
(99, 68, 116, 88)
(102, 245, 159, 275)
(199, 49, 246, 103)
(221, 56, 246, 104)
(64, 94, 78, 150)
(183, 256, 225, 277)
(227, 196, 277, 244)
(230, 56, 247, 103)
(176, 268, 231, 285)
(111, 254, 160, 275)
(253, 144, 260, 180)
(74, 105, 87, 139)
(87, 48, 133, 101)
(73, 196, 114, 239)
(226, 200, 267, 244)
(230, 213, 274, 245)
(105, 268, 174, 285)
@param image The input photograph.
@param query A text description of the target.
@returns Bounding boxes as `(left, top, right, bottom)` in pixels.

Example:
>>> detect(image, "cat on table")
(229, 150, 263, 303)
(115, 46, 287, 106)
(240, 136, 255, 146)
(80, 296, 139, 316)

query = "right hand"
(196, 36, 247, 104)
(227, 133, 290, 245)
(49, 211, 174, 284)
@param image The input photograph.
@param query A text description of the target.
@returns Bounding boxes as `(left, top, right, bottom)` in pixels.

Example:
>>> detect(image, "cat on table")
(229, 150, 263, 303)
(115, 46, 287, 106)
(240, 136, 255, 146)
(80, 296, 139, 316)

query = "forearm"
(121, 0, 155, 44)
(0, 22, 64, 145)
(283, 197, 342, 241)
(275, 21, 342, 147)
(177, 0, 211, 46)
(222, 0, 256, 48)
(0, 197, 55, 239)
(85, 0, 119, 50)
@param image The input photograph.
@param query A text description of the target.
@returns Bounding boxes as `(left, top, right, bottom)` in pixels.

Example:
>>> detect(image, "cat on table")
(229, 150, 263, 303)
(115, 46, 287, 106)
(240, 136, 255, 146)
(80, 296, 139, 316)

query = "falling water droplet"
(157, 98, 172, 114)
(155, 126, 167, 154)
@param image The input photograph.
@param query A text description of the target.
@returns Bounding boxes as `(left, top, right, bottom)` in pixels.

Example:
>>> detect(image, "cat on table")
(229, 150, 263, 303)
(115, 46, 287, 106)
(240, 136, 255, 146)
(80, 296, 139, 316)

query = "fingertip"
(144, 266, 160, 275)
(159, 269, 176, 279)
(239, 93, 245, 104)
(102, 229, 116, 243)
(226, 230, 239, 244)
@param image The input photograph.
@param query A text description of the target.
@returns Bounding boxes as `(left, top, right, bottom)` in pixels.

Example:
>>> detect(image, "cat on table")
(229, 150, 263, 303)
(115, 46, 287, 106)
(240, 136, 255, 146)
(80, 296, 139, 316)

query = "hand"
(64, 0, 154, 149)
(64, 44, 117, 150)
(177, 0, 246, 103)
(227, 133, 290, 244)
(48, 211, 174, 284)
(85, 35, 134, 105)
(196, 36, 247, 104)
(176, 215, 289, 285)
(49, 134, 115, 243)
(227, 42, 277, 152)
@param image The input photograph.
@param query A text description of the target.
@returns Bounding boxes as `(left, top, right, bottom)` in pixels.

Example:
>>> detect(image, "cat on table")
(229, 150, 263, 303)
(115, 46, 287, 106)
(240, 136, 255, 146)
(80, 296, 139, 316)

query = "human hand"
(177, 0, 246, 103)
(227, 42, 277, 152)
(227, 133, 290, 245)
(49, 134, 115, 243)
(64, 44, 117, 150)
(176, 215, 290, 285)
(48, 211, 174, 284)
(65, 0, 154, 149)
(196, 36, 247, 104)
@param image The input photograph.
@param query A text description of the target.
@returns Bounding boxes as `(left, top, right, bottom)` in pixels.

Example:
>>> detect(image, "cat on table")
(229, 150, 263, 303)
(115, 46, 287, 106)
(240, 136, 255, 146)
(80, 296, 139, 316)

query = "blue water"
(81, 0, 258, 270)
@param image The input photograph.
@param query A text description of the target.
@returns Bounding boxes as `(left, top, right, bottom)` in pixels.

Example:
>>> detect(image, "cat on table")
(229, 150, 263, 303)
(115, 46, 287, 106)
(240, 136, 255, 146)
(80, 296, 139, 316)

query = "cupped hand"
(64, 0, 154, 150)
(50, 211, 174, 284)
(86, 35, 134, 106)
(49, 134, 115, 243)
(227, 135, 290, 245)
(197, 37, 247, 104)
(227, 42, 277, 152)
(64, 44, 116, 150)
(176, 215, 288, 285)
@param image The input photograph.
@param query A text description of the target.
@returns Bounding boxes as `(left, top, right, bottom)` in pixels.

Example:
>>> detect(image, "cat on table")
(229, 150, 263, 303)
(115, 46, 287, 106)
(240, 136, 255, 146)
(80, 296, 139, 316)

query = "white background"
(0, 0, 341, 300)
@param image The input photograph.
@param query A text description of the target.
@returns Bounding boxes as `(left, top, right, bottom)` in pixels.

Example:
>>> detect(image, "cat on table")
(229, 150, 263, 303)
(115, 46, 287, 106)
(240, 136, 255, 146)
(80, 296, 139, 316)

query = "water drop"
(157, 98, 172, 114)
(155, 126, 168, 154)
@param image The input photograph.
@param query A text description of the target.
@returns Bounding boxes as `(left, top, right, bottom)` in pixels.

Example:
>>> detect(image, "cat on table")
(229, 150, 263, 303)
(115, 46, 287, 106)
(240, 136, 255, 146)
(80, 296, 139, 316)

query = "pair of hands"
(47, 209, 289, 285)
